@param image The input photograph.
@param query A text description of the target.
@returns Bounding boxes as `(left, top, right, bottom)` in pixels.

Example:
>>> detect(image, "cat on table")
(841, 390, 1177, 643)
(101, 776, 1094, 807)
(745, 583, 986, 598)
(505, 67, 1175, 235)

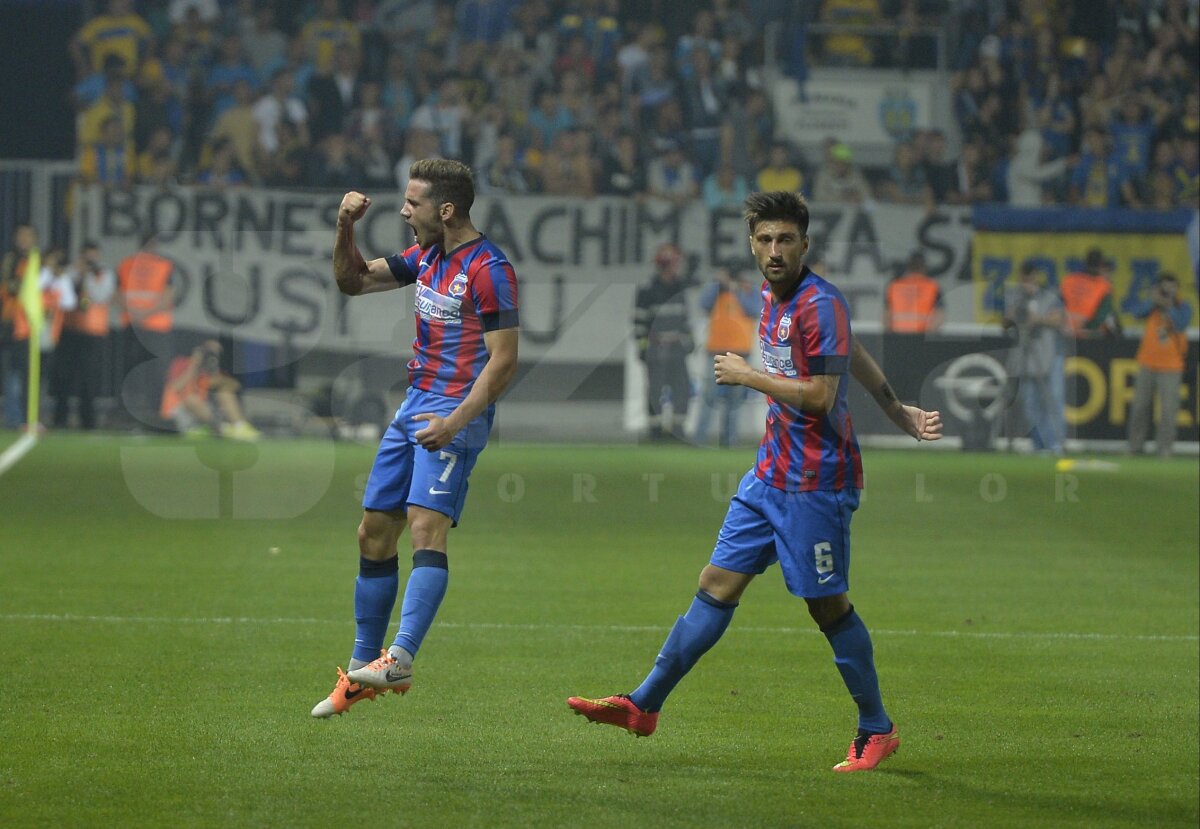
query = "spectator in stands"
(160, 340, 260, 441)
(813, 142, 869, 204)
(1079, 74, 1117, 133)
(711, 0, 754, 47)
(168, 0, 220, 28)
(1034, 73, 1077, 163)
(600, 131, 646, 197)
(819, 0, 882, 67)
(615, 24, 658, 95)
(1070, 128, 1124, 207)
(1126, 273, 1192, 457)
(645, 98, 689, 158)
(73, 55, 135, 112)
(206, 35, 258, 122)
(879, 140, 931, 208)
(479, 132, 534, 195)
(541, 129, 596, 197)
(422, 4, 462, 63)
(1007, 127, 1070, 207)
(308, 47, 363, 145)
(558, 70, 598, 133)
(394, 128, 440, 195)
(210, 79, 261, 182)
(555, 34, 599, 87)
(506, 1, 558, 81)
(241, 5, 287, 79)
(54, 242, 114, 431)
(885, 252, 944, 334)
(79, 115, 135, 187)
(456, 0, 518, 46)
(301, 0, 362, 76)
(694, 265, 759, 447)
(136, 126, 179, 185)
(254, 69, 310, 158)
(922, 129, 961, 204)
(634, 46, 678, 118)
(528, 88, 576, 153)
(754, 142, 804, 194)
(559, 0, 622, 68)
(134, 70, 184, 153)
(676, 9, 722, 78)
(79, 72, 136, 152)
(703, 163, 750, 211)
(196, 138, 248, 186)
(646, 141, 699, 205)
(1110, 91, 1171, 185)
(1173, 135, 1199, 206)
(305, 133, 364, 190)
(408, 77, 469, 160)
(71, 0, 151, 78)
(956, 138, 994, 204)
(1003, 261, 1066, 455)
(376, 0, 437, 42)
(680, 48, 728, 175)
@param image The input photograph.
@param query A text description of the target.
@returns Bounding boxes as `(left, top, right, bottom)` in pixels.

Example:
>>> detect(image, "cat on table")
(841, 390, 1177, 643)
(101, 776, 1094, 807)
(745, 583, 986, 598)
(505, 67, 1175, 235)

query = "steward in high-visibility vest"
(117, 247, 175, 333)
(884, 253, 944, 333)
(115, 237, 177, 424)
(1061, 247, 1120, 337)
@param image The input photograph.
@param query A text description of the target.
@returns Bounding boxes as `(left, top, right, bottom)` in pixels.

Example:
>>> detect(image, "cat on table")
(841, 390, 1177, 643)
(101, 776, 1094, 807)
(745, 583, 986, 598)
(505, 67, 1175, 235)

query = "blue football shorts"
(709, 469, 861, 598)
(362, 387, 493, 526)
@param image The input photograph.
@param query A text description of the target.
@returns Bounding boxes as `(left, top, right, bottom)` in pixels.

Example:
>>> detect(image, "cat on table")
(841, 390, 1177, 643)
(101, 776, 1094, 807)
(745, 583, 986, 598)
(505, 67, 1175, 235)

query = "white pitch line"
(1, 613, 1196, 643)
(0, 432, 37, 476)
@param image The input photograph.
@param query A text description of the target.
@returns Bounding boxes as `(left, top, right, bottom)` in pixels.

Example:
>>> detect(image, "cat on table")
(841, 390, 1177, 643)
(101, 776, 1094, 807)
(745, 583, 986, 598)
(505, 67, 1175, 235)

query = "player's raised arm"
(333, 191, 401, 296)
(850, 336, 942, 441)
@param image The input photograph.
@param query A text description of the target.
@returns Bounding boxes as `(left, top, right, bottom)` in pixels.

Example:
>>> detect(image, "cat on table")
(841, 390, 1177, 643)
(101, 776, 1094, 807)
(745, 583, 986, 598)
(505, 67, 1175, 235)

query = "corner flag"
(19, 247, 42, 428)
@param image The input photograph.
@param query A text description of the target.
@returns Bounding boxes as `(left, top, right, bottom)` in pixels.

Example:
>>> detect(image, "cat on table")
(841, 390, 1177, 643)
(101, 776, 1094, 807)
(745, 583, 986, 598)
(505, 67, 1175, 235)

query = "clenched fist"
(339, 191, 371, 224)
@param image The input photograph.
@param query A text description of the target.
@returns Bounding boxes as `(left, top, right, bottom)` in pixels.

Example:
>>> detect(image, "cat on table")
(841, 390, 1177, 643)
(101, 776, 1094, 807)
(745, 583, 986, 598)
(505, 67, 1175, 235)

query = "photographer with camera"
(1003, 261, 1066, 454)
(1126, 273, 1193, 457)
(55, 241, 114, 430)
(159, 339, 260, 441)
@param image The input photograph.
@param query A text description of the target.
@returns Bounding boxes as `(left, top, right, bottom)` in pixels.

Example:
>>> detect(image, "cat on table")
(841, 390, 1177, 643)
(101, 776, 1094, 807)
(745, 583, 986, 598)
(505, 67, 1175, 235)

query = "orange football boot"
(567, 694, 658, 737)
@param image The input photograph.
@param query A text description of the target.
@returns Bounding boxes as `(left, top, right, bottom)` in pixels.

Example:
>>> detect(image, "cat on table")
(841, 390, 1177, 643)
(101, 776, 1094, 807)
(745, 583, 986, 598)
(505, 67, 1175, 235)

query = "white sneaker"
(345, 650, 413, 693)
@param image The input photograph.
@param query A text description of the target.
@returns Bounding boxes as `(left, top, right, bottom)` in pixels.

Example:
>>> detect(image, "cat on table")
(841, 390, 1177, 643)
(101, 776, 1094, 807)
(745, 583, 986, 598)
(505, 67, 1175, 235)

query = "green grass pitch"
(1, 433, 1197, 828)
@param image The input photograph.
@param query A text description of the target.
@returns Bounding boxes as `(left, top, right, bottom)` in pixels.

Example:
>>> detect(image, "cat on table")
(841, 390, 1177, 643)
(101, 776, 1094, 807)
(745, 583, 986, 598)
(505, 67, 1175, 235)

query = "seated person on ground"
(160, 340, 260, 440)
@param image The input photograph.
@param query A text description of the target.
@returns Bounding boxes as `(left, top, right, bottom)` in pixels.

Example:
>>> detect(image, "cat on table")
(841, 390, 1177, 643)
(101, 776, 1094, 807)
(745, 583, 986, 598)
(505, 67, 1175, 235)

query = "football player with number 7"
(568, 191, 942, 771)
(311, 159, 520, 718)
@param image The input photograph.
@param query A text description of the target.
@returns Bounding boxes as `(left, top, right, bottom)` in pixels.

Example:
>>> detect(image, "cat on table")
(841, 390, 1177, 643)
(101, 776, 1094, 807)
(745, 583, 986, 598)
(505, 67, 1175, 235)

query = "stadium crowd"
(68, 0, 1199, 209)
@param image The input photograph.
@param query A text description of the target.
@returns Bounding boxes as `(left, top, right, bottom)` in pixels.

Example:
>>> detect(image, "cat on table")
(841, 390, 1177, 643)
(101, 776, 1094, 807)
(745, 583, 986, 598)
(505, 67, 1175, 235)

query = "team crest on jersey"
(777, 312, 792, 340)
(448, 272, 468, 298)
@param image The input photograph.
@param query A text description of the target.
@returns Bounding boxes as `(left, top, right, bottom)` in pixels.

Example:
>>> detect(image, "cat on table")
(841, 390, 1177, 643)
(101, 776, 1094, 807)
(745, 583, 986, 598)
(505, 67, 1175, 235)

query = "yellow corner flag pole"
(19, 247, 43, 429)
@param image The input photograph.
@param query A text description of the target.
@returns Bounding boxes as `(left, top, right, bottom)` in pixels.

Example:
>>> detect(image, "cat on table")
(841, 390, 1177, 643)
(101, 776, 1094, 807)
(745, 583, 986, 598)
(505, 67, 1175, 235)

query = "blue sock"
(351, 556, 399, 664)
(629, 590, 737, 713)
(821, 606, 891, 733)
(391, 550, 449, 658)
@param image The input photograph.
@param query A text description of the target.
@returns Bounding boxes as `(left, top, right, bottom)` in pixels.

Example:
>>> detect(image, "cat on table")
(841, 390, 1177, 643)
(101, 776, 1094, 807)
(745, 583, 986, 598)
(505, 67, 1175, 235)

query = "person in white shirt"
(253, 69, 309, 155)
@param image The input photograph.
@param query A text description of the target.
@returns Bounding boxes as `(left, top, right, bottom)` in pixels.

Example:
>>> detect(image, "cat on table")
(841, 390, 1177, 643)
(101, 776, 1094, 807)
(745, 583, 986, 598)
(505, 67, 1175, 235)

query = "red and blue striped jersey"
(754, 266, 863, 492)
(386, 235, 519, 399)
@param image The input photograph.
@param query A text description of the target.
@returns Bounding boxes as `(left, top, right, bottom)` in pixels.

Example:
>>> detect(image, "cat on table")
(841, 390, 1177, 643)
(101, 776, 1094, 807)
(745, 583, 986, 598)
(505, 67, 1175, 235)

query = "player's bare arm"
(849, 336, 942, 441)
(333, 191, 400, 296)
(714, 351, 839, 415)
(413, 327, 519, 451)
